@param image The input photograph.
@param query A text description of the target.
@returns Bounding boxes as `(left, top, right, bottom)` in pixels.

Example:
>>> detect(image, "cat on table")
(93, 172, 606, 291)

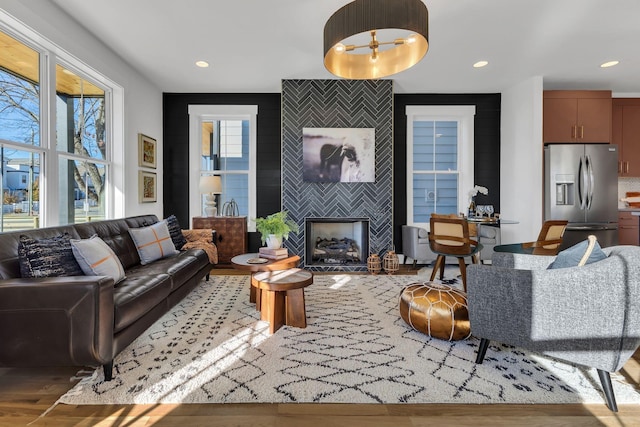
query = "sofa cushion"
(128, 221, 178, 265)
(70, 234, 126, 284)
(18, 233, 84, 278)
(112, 273, 172, 333)
(127, 249, 208, 291)
(165, 214, 187, 250)
(547, 235, 607, 269)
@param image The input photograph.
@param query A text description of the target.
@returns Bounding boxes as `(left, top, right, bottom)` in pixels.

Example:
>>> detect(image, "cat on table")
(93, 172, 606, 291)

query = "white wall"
(0, 0, 164, 220)
(500, 76, 544, 244)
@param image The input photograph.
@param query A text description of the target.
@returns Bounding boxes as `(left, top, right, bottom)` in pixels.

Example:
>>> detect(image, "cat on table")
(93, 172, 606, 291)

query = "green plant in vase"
(254, 210, 299, 249)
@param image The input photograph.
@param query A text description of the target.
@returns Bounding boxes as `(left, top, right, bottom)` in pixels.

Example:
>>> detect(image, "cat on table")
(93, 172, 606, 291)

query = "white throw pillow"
(128, 220, 179, 265)
(71, 235, 126, 284)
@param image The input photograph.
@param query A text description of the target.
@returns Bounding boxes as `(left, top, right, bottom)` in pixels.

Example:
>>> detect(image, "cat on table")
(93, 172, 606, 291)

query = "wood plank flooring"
(1, 267, 639, 426)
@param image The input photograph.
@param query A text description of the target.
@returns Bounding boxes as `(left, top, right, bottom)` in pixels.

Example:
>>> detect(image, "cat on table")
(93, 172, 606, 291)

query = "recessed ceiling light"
(195, 61, 210, 68)
(473, 60, 489, 68)
(600, 60, 619, 68)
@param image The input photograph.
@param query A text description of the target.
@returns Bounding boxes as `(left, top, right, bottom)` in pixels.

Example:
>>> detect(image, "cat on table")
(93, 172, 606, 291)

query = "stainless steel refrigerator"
(544, 144, 619, 249)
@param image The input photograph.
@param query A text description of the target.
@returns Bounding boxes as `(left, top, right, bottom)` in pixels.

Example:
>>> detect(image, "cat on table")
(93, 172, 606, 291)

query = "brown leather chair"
(428, 215, 483, 292)
(494, 220, 568, 256)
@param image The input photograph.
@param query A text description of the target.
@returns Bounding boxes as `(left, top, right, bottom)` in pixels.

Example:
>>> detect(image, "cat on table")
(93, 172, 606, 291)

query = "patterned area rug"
(59, 273, 640, 405)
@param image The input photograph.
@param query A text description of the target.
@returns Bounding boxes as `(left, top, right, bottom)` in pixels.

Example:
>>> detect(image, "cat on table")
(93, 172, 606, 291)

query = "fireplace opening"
(305, 218, 369, 266)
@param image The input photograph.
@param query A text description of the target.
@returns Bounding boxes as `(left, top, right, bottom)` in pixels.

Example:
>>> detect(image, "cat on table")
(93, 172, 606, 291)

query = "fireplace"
(305, 218, 369, 267)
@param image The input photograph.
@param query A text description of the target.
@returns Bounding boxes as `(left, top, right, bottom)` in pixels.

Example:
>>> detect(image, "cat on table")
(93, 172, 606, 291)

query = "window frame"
(406, 105, 476, 230)
(0, 16, 123, 229)
(188, 105, 257, 230)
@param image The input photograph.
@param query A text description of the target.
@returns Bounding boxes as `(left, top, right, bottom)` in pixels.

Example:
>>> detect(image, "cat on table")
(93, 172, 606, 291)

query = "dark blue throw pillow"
(547, 235, 607, 269)
(18, 233, 84, 278)
(165, 214, 187, 250)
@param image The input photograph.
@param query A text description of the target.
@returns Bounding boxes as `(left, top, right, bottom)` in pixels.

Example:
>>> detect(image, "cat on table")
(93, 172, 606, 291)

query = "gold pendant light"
(324, 0, 429, 80)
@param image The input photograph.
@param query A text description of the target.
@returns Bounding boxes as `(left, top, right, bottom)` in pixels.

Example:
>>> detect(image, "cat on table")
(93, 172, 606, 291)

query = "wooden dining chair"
(523, 220, 569, 255)
(428, 215, 483, 292)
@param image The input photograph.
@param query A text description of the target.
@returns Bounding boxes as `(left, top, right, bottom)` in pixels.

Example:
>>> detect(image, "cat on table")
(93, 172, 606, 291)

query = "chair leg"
(458, 257, 467, 292)
(597, 369, 618, 412)
(476, 338, 490, 364)
(412, 259, 417, 269)
(439, 257, 446, 280)
(430, 255, 444, 281)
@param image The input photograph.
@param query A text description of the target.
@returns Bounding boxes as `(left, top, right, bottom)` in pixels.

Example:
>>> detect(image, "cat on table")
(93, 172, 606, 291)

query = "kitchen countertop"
(619, 207, 640, 214)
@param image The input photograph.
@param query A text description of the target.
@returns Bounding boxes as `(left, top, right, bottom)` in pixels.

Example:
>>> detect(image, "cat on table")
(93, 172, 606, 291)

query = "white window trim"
(188, 105, 257, 230)
(406, 105, 476, 229)
(0, 14, 123, 226)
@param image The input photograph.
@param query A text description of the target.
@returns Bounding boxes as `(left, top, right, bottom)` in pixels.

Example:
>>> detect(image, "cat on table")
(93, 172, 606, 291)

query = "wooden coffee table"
(230, 253, 301, 305)
(251, 268, 313, 334)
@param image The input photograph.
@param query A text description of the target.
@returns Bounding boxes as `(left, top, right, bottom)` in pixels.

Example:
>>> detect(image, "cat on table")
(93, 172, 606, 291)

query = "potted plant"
(254, 210, 299, 249)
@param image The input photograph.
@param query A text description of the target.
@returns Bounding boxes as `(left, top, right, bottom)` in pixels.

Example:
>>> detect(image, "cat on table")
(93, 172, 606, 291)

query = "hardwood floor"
(1, 268, 639, 426)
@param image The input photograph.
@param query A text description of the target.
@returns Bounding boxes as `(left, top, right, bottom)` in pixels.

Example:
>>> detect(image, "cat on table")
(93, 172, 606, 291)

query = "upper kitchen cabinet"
(613, 98, 640, 177)
(543, 90, 612, 144)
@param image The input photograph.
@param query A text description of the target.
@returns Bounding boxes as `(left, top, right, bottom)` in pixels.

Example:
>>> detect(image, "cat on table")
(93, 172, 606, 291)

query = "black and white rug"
(59, 273, 640, 405)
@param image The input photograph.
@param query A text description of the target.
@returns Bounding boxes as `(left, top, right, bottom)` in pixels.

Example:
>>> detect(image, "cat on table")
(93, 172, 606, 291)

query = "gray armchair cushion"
(467, 245, 640, 373)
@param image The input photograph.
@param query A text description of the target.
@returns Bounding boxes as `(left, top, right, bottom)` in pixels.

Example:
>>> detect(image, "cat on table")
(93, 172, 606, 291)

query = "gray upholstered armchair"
(466, 246, 640, 412)
(477, 224, 501, 262)
(401, 225, 433, 268)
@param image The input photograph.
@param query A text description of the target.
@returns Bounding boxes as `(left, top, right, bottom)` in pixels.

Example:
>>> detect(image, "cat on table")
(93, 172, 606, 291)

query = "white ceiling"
(50, 0, 640, 94)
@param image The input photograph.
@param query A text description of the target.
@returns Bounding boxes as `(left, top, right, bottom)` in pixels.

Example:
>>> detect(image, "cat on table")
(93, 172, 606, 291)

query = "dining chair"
(526, 220, 569, 255)
(494, 220, 568, 256)
(428, 215, 483, 292)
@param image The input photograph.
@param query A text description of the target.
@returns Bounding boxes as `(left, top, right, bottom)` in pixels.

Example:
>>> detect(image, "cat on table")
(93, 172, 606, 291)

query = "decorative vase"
(266, 234, 283, 249)
(468, 197, 476, 218)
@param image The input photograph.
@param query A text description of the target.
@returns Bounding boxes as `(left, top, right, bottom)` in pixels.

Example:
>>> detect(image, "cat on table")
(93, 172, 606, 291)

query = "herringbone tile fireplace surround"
(281, 79, 393, 271)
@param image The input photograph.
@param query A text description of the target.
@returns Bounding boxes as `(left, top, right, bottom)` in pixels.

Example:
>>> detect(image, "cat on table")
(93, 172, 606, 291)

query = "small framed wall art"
(138, 133, 157, 168)
(139, 171, 157, 203)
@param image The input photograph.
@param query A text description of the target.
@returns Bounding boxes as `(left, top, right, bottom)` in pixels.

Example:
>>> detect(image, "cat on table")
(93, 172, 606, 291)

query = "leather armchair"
(467, 246, 640, 412)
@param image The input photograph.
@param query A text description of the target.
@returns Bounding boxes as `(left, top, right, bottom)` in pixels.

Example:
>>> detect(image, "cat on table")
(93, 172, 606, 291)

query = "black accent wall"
(162, 93, 281, 251)
(393, 94, 501, 250)
(163, 92, 501, 253)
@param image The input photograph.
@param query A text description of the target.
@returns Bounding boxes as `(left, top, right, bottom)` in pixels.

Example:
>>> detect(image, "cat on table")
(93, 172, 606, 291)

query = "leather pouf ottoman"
(399, 282, 471, 341)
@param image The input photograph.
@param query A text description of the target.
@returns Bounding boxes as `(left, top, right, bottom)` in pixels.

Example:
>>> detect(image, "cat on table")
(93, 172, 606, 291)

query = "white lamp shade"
(199, 175, 222, 194)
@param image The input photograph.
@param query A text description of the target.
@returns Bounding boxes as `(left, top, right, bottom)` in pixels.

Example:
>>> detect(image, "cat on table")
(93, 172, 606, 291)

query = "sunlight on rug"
(58, 273, 640, 405)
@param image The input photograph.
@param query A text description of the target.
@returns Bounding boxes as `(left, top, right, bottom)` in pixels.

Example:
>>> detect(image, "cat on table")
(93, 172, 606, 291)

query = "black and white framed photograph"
(302, 128, 375, 182)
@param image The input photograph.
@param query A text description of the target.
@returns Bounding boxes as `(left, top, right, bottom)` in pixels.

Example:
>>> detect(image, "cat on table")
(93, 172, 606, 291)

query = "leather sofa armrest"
(0, 276, 115, 368)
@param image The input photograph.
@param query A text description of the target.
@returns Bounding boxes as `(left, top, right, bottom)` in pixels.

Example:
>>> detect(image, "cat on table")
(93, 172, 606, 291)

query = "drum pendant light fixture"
(324, 0, 429, 79)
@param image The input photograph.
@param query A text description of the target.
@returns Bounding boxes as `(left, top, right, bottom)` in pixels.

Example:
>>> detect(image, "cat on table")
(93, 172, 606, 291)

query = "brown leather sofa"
(0, 215, 212, 381)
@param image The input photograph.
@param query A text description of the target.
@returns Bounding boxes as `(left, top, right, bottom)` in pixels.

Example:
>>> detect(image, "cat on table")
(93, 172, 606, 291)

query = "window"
(55, 64, 108, 224)
(188, 105, 257, 230)
(0, 25, 117, 231)
(0, 30, 42, 231)
(406, 106, 475, 230)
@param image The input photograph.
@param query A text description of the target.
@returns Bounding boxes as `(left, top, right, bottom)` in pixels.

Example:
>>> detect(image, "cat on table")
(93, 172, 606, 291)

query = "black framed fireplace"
(305, 217, 370, 268)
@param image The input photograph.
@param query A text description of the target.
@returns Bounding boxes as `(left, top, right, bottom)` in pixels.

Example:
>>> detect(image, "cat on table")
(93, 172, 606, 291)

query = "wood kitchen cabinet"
(543, 90, 612, 143)
(192, 216, 247, 265)
(618, 211, 639, 246)
(612, 98, 640, 177)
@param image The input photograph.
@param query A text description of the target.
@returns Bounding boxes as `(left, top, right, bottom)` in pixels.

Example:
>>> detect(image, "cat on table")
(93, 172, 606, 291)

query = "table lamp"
(199, 175, 222, 217)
